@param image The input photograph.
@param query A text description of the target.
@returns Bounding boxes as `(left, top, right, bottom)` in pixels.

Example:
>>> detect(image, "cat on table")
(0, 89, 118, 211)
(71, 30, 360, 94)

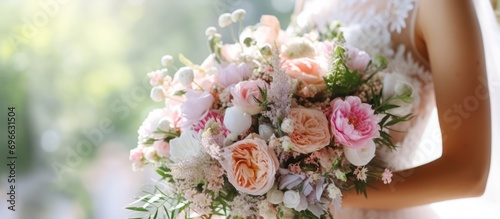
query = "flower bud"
(283, 190, 301, 209)
(218, 13, 232, 28)
(150, 86, 166, 102)
(157, 117, 171, 132)
(231, 9, 246, 22)
(176, 67, 194, 87)
(161, 55, 173, 67)
(205, 26, 217, 37)
(267, 189, 284, 204)
(259, 124, 274, 141)
(280, 118, 295, 134)
(223, 106, 252, 136)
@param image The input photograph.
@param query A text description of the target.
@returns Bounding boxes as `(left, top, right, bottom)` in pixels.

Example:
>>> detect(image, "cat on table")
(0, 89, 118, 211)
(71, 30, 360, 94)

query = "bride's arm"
(342, 0, 491, 209)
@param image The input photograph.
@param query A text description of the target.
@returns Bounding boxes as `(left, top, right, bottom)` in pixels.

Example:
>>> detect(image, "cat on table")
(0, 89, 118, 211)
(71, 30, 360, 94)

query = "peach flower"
(287, 108, 331, 154)
(220, 137, 279, 196)
(330, 96, 380, 149)
(283, 58, 327, 85)
(239, 15, 289, 48)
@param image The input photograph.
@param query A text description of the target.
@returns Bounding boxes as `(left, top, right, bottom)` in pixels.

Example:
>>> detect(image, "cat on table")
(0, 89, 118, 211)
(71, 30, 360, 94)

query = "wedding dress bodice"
(294, 0, 442, 171)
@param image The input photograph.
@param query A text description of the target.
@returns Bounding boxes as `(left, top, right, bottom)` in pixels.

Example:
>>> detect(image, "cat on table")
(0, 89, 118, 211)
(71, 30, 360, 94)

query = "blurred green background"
(0, 0, 294, 218)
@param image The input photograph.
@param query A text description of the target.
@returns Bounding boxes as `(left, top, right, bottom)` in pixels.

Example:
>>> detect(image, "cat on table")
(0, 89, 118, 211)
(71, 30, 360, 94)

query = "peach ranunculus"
(287, 108, 331, 154)
(220, 137, 279, 196)
(231, 79, 269, 115)
(330, 96, 380, 149)
(239, 15, 289, 48)
(283, 58, 327, 85)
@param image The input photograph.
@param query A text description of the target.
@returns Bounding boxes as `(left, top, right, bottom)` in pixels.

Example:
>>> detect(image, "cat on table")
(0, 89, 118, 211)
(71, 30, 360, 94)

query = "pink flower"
(346, 46, 371, 73)
(192, 110, 228, 136)
(129, 146, 143, 162)
(216, 62, 252, 88)
(231, 79, 269, 115)
(221, 44, 241, 62)
(283, 58, 327, 85)
(179, 90, 214, 129)
(147, 69, 166, 86)
(287, 108, 331, 154)
(239, 15, 289, 48)
(382, 168, 393, 184)
(220, 137, 279, 196)
(153, 140, 170, 158)
(330, 96, 380, 149)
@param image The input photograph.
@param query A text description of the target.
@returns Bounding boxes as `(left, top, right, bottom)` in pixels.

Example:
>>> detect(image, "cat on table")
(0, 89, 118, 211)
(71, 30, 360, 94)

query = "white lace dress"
(294, 1, 500, 218)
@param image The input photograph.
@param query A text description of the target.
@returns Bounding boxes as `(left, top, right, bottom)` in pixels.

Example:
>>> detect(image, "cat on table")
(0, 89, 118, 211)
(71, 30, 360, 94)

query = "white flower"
(327, 183, 342, 200)
(231, 9, 246, 22)
(150, 86, 166, 102)
(169, 130, 204, 163)
(157, 117, 171, 132)
(334, 169, 347, 182)
(281, 136, 293, 152)
(143, 146, 157, 161)
(175, 67, 194, 87)
(267, 189, 284, 204)
(281, 37, 316, 59)
(137, 109, 166, 144)
(295, 193, 308, 211)
(205, 26, 217, 37)
(343, 140, 376, 166)
(283, 190, 301, 209)
(280, 118, 295, 134)
(223, 106, 252, 136)
(161, 55, 173, 67)
(218, 13, 232, 28)
(382, 73, 419, 116)
(258, 124, 274, 141)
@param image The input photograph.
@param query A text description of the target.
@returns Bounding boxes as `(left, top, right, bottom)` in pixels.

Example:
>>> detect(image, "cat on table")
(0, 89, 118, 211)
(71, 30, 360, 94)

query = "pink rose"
(288, 108, 331, 154)
(179, 90, 214, 129)
(153, 140, 170, 158)
(346, 46, 371, 73)
(231, 79, 269, 115)
(216, 63, 252, 88)
(239, 15, 289, 48)
(220, 137, 279, 196)
(283, 58, 327, 85)
(330, 96, 380, 149)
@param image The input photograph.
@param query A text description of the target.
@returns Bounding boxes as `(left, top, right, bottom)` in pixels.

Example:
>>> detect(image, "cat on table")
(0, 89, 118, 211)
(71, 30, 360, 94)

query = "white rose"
(259, 124, 274, 141)
(150, 86, 166, 102)
(176, 67, 194, 87)
(218, 13, 232, 28)
(169, 130, 203, 163)
(283, 190, 301, 209)
(343, 140, 376, 166)
(266, 189, 284, 204)
(223, 106, 252, 136)
(382, 73, 419, 116)
(280, 118, 295, 134)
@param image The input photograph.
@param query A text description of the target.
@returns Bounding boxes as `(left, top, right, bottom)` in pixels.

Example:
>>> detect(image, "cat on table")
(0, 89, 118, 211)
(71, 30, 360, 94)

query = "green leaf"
(126, 207, 150, 212)
(173, 90, 186, 96)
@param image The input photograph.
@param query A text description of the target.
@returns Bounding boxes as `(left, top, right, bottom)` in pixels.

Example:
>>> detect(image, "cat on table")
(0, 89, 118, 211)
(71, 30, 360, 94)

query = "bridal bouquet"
(128, 9, 414, 219)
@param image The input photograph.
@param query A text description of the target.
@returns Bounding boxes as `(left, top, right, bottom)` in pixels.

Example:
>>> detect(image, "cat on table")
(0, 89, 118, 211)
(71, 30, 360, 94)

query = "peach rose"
(239, 15, 289, 48)
(283, 58, 327, 85)
(287, 108, 331, 154)
(220, 137, 279, 196)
